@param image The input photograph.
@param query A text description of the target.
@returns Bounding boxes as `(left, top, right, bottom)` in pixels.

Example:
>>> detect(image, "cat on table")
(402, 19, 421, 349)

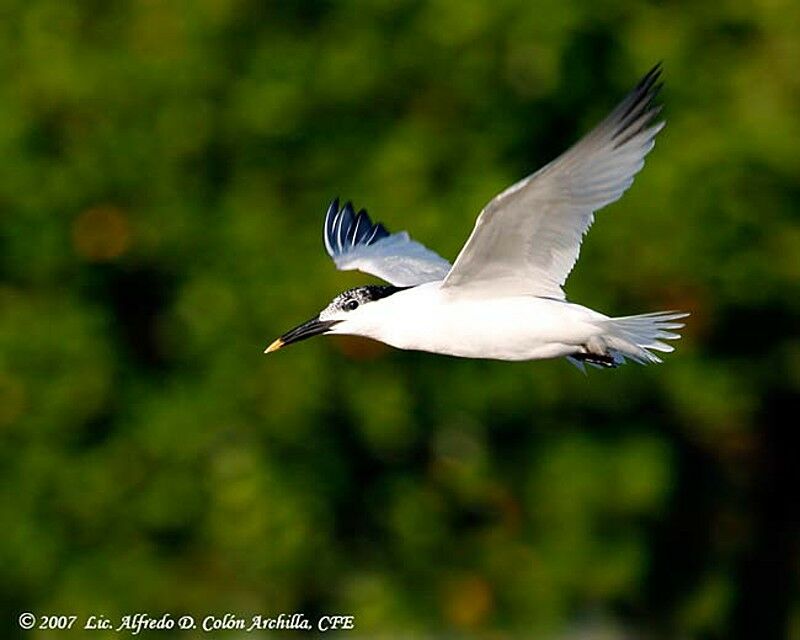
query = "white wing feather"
(323, 200, 451, 287)
(442, 64, 665, 298)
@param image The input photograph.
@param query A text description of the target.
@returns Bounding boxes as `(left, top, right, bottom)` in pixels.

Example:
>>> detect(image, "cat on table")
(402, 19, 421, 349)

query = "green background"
(1, 1, 798, 638)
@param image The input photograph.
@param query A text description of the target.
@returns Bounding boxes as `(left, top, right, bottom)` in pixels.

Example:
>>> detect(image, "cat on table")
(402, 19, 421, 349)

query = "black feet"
(572, 352, 619, 368)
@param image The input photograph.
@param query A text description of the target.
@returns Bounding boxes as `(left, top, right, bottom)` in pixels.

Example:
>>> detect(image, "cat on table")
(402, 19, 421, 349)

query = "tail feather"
(589, 310, 689, 366)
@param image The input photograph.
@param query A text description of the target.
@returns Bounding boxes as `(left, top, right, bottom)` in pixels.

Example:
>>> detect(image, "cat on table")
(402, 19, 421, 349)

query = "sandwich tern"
(266, 64, 688, 369)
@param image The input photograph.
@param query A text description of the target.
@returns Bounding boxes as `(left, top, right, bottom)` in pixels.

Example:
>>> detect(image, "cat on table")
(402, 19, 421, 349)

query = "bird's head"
(265, 284, 406, 353)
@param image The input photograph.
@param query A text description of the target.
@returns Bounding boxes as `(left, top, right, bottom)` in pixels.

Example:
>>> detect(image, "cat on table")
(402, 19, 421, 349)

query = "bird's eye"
(346, 299, 359, 311)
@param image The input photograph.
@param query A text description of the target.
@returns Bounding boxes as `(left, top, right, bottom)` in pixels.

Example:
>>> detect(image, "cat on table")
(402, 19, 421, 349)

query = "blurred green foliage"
(1, 1, 799, 638)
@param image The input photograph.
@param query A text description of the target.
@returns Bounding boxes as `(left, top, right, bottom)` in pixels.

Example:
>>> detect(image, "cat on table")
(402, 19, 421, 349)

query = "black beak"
(264, 316, 341, 353)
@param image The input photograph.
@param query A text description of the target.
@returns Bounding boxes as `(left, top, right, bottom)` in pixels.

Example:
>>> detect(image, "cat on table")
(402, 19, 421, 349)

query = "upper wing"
(323, 199, 451, 287)
(442, 64, 665, 298)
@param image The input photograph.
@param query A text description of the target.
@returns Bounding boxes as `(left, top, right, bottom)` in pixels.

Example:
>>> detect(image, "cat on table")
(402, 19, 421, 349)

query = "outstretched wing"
(323, 199, 451, 287)
(442, 63, 665, 298)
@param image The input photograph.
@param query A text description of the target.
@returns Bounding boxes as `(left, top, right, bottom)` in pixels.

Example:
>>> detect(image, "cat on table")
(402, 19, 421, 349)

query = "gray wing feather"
(323, 199, 451, 286)
(442, 64, 665, 298)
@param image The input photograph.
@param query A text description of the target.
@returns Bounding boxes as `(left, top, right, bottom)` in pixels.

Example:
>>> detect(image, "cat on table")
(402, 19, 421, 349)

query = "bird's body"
(267, 64, 689, 368)
(339, 283, 604, 361)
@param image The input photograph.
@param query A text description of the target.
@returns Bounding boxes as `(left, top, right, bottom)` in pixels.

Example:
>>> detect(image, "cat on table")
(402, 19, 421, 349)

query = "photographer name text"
(17, 612, 355, 634)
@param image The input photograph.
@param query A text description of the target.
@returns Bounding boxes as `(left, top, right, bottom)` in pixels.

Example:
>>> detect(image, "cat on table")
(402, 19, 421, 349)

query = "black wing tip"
(323, 198, 390, 256)
(372, 223, 390, 241)
(639, 63, 664, 104)
(610, 63, 665, 147)
(635, 62, 663, 91)
(646, 61, 663, 78)
(622, 63, 664, 112)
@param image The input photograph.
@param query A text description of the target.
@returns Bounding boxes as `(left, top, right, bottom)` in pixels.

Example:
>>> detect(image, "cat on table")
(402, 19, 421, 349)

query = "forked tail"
(568, 311, 690, 370)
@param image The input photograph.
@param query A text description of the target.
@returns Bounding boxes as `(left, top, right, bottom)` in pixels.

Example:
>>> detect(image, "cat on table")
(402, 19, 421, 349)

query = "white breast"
(359, 282, 606, 361)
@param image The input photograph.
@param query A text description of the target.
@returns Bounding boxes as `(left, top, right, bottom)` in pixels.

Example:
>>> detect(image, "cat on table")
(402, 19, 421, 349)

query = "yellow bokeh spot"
(442, 574, 493, 629)
(332, 335, 389, 360)
(0, 372, 27, 427)
(72, 205, 131, 262)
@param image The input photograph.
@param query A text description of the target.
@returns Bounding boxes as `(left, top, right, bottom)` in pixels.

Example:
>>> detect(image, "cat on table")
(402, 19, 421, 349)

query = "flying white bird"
(266, 64, 688, 369)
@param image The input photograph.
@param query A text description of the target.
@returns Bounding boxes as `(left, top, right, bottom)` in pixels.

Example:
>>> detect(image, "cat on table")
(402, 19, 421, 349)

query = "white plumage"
(267, 64, 688, 369)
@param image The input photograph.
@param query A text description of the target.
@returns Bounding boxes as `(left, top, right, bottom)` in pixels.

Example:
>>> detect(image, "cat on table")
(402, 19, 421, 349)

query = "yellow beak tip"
(264, 339, 284, 354)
